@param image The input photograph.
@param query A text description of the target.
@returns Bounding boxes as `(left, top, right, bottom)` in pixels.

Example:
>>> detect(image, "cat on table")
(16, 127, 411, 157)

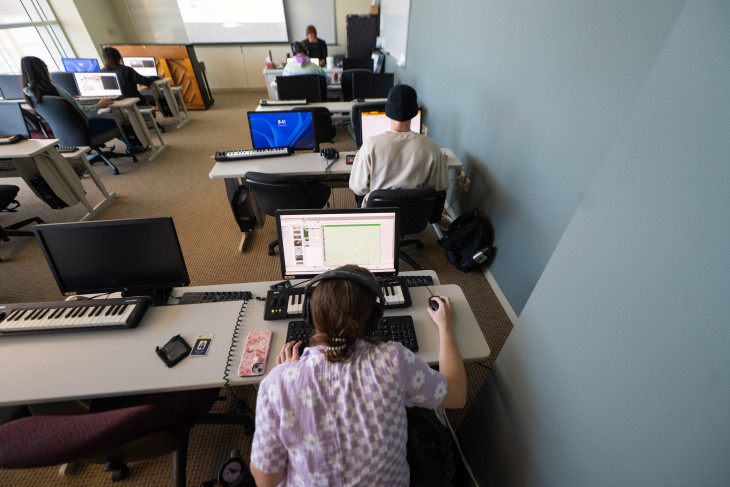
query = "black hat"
(385, 84, 418, 122)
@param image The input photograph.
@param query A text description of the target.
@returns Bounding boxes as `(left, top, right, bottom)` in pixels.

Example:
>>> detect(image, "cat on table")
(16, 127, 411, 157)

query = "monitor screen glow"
(123, 57, 158, 77)
(360, 110, 421, 147)
(62, 58, 100, 73)
(33, 217, 190, 303)
(73, 72, 122, 98)
(276, 208, 399, 279)
(247, 110, 315, 150)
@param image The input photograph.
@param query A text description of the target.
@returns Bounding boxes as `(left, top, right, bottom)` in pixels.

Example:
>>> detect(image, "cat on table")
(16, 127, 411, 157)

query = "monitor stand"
(122, 287, 172, 307)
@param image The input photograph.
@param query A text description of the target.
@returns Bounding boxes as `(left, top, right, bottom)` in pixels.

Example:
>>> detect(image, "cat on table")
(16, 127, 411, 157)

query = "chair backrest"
(0, 74, 24, 100)
(0, 102, 29, 136)
(366, 188, 446, 236)
(31, 96, 91, 147)
(339, 69, 370, 101)
(290, 106, 335, 147)
(276, 74, 325, 103)
(49, 71, 79, 96)
(244, 172, 319, 217)
(342, 57, 372, 71)
(352, 72, 394, 100)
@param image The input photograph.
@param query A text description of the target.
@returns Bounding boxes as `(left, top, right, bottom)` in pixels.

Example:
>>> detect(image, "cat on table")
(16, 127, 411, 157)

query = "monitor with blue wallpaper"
(247, 110, 315, 151)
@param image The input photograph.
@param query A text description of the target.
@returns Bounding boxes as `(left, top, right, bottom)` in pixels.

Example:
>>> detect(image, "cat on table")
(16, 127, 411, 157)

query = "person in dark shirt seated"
(101, 47, 159, 107)
(303, 25, 327, 66)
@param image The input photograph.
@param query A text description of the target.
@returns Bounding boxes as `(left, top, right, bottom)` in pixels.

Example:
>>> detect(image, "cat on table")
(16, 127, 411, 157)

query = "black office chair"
(0, 185, 44, 262)
(32, 96, 135, 175)
(291, 106, 336, 148)
(276, 74, 327, 103)
(342, 57, 373, 71)
(366, 188, 446, 270)
(339, 69, 371, 102)
(244, 172, 331, 255)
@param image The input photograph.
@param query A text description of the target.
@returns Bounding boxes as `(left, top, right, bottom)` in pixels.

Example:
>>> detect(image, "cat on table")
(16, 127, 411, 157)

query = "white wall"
(460, 0, 730, 484)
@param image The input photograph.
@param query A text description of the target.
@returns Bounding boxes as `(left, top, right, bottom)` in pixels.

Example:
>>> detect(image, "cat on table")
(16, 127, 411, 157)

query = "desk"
(152, 78, 191, 128)
(0, 139, 117, 221)
(263, 67, 343, 100)
(209, 149, 463, 250)
(109, 98, 168, 161)
(0, 280, 489, 407)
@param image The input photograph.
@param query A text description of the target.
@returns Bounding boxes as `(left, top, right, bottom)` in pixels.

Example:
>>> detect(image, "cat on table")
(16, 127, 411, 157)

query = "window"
(0, 0, 74, 74)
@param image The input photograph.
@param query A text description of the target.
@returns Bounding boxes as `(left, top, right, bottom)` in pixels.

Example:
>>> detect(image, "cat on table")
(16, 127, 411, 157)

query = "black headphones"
(302, 269, 384, 330)
(320, 147, 339, 161)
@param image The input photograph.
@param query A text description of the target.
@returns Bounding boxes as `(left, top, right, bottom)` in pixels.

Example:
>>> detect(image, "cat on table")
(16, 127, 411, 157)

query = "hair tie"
(324, 337, 347, 352)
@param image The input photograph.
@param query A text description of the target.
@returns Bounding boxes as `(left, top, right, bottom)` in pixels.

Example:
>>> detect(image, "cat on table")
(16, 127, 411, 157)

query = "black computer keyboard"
(177, 291, 252, 305)
(286, 315, 418, 352)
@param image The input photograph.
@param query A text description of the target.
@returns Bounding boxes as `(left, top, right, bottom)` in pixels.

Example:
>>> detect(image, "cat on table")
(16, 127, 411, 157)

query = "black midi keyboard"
(214, 147, 292, 162)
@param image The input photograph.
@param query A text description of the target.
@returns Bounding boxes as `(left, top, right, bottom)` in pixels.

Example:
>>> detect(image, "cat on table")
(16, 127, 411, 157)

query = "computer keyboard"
(286, 315, 418, 352)
(177, 291, 252, 305)
(259, 98, 307, 106)
(214, 147, 292, 162)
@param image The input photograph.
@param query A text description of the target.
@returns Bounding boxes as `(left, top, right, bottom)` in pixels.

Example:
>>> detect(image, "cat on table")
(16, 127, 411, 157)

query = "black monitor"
(33, 217, 190, 306)
(351, 72, 394, 99)
(0, 74, 24, 100)
(50, 71, 80, 96)
(275, 208, 400, 279)
(276, 74, 325, 103)
(247, 110, 315, 151)
(0, 102, 29, 137)
(62, 58, 100, 73)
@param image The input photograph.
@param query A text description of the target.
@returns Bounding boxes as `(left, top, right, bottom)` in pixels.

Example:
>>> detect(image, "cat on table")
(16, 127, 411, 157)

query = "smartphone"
(238, 330, 272, 377)
(346, 155, 354, 165)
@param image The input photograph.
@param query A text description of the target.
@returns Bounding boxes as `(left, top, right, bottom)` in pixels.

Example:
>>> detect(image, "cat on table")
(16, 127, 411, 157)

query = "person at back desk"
(20, 56, 131, 151)
(303, 24, 327, 66)
(282, 42, 326, 77)
(102, 47, 159, 106)
(349, 84, 450, 206)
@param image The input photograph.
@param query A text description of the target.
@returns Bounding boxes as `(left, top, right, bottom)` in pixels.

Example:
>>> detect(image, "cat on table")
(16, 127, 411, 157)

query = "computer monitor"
(73, 72, 122, 98)
(247, 110, 315, 151)
(62, 58, 100, 73)
(0, 101, 29, 137)
(0, 74, 24, 100)
(352, 72, 394, 99)
(359, 109, 422, 148)
(50, 71, 80, 96)
(123, 57, 158, 77)
(275, 208, 400, 279)
(33, 217, 190, 306)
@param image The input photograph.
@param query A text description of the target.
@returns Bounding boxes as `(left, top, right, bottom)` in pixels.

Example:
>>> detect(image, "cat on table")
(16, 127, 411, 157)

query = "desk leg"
(172, 87, 191, 128)
(139, 108, 168, 162)
(65, 154, 118, 221)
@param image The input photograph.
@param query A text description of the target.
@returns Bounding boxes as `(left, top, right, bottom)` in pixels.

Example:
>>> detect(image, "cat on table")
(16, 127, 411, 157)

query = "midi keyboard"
(259, 99, 307, 106)
(214, 146, 292, 162)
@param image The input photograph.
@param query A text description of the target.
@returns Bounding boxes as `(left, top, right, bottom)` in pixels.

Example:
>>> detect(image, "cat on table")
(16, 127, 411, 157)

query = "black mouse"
(428, 297, 440, 311)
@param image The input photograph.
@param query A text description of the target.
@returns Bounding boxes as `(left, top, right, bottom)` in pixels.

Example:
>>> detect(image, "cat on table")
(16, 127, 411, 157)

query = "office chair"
(244, 171, 331, 255)
(275, 75, 327, 103)
(366, 188, 446, 270)
(291, 106, 336, 148)
(0, 185, 44, 262)
(351, 72, 394, 100)
(0, 388, 219, 486)
(342, 57, 373, 71)
(339, 69, 371, 102)
(32, 96, 135, 175)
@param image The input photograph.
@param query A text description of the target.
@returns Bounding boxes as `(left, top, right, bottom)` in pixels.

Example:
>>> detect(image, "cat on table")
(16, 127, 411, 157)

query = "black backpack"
(438, 209, 496, 272)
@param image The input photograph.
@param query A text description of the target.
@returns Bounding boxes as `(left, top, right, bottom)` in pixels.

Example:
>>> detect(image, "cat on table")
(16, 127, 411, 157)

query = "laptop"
(62, 58, 100, 73)
(73, 72, 123, 101)
(359, 109, 422, 148)
(123, 57, 158, 77)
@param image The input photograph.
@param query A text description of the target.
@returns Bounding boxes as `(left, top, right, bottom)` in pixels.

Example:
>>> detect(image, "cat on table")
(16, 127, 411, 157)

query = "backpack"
(438, 208, 496, 272)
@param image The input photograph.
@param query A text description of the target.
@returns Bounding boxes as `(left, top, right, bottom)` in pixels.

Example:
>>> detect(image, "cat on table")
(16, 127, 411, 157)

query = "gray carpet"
(0, 92, 513, 486)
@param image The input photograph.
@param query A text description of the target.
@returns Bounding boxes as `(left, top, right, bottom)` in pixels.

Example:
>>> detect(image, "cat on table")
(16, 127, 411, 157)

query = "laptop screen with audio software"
(276, 208, 399, 279)
(123, 57, 158, 77)
(359, 109, 421, 148)
(73, 72, 122, 98)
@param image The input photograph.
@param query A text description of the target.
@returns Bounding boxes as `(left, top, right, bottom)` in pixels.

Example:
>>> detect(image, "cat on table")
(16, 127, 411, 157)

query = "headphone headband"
(302, 269, 384, 328)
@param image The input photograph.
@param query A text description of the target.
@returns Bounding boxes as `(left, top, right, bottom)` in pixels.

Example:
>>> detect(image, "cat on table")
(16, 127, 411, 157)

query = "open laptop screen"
(62, 58, 100, 73)
(73, 72, 122, 98)
(247, 110, 315, 150)
(276, 208, 399, 279)
(123, 57, 158, 77)
(360, 109, 421, 148)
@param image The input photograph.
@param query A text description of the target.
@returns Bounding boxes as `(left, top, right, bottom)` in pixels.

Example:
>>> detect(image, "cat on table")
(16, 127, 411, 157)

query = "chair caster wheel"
(268, 248, 276, 256)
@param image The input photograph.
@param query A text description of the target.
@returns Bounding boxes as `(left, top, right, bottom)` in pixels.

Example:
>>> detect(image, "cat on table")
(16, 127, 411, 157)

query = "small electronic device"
(346, 155, 355, 165)
(156, 334, 191, 367)
(247, 110, 315, 151)
(238, 330, 272, 376)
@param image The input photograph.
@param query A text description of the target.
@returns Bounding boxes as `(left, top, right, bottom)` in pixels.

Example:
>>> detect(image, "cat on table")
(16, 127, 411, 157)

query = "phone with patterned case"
(238, 330, 272, 377)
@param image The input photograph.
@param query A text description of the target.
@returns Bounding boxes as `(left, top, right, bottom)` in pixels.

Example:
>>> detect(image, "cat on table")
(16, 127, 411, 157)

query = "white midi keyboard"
(259, 99, 307, 106)
(214, 147, 292, 162)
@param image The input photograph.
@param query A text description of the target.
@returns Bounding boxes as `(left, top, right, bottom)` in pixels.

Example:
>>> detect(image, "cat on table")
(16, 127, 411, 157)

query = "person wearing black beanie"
(349, 84, 449, 206)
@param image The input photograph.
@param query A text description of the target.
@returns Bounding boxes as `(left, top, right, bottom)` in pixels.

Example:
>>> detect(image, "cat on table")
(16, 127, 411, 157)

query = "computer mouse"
(428, 297, 440, 311)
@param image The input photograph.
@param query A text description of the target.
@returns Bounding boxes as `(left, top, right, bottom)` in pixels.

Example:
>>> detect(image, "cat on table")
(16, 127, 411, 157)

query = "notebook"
(73, 72, 122, 99)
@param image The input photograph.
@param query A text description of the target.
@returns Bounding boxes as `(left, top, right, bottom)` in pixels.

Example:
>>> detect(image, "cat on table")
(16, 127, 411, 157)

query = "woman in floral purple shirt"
(250, 265, 466, 486)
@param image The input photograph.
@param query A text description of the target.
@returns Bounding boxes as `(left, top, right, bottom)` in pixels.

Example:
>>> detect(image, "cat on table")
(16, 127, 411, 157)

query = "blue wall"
(391, 0, 685, 314)
(397, 0, 729, 484)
